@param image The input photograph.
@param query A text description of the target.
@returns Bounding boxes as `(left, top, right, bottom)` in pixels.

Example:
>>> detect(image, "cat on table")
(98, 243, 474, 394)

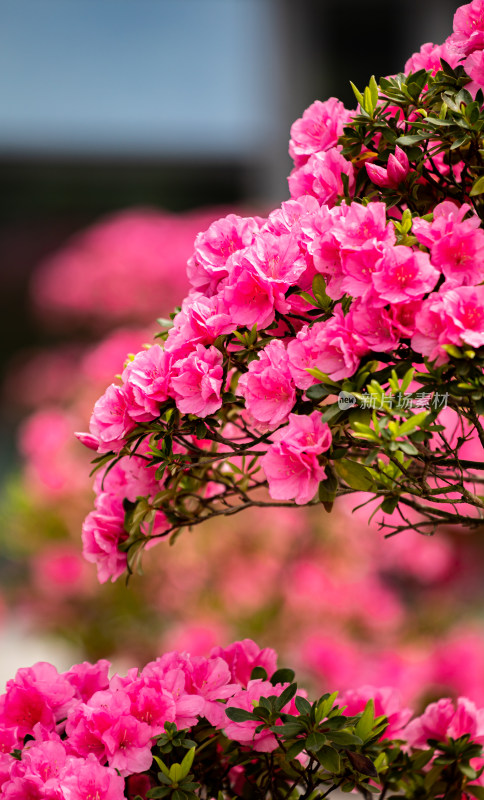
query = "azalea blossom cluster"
(79, 0, 484, 583)
(2, 638, 484, 799)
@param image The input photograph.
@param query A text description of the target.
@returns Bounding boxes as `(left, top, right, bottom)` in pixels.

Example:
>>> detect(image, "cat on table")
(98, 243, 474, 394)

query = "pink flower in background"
(236, 339, 296, 428)
(171, 344, 223, 417)
(262, 412, 331, 505)
(289, 98, 352, 167)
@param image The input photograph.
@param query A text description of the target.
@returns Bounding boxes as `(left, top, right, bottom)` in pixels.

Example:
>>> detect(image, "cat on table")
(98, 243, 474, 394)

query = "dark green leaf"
(224, 707, 258, 723)
(334, 459, 376, 492)
(306, 731, 327, 752)
(251, 666, 268, 681)
(295, 696, 312, 716)
(271, 668, 295, 686)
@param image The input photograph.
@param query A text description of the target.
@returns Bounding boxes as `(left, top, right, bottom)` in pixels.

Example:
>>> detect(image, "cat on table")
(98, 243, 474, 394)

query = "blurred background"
(0, 0, 475, 703)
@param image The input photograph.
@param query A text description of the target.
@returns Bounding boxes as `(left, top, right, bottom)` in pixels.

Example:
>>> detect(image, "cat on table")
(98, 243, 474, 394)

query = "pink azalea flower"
(64, 661, 111, 704)
(81, 494, 127, 584)
(248, 231, 307, 289)
(404, 42, 460, 74)
(288, 147, 355, 207)
(262, 412, 330, 505)
(89, 383, 136, 454)
(465, 48, 484, 91)
(442, 285, 484, 348)
(341, 686, 412, 739)
(62, 753, 125, 800)
(289, 98, 353, 167)
(371, 245, 439, 305)
(101, 714, 153, 776)
(122, 346, 173, 422)
(405, 696, 484, 748)
(221, 257, 286, 330)
(347, 301, 401, 352)
(210, 640, 278, 687)
(287, 308, 369, 383)
(448, 0, 484, 56)
(171, 344, 223, 417)
(236, 340, 296, 428)
(187, 214, 261, 294)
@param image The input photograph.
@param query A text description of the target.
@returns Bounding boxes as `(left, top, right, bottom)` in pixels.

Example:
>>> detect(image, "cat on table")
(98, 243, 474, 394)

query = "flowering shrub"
(2, 639, 484, 799)
(80, 1, 484, 585)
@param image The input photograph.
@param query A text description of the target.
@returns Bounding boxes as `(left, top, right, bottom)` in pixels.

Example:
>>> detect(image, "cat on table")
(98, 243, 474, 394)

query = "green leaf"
(275, 683, 298, 711)
(251, 666, 268, 681)
(179, 747, 196, 779)
(467, 787, 484, 800)
(295, 695, 312, 716)
(271, 668, 296, 685)
(328, 730, 363, 746)
(285, 740, 306, 760)
(317, 745, 341, 773)
(224, 707, 258, 723)
(354, 699, 375, 741)
(470, 175, 484, 196)
(350, 81, 364, 106)
(306, 731, 327, 752)
(397, 410, 429, 436)
(334, 459, 377, 492)
(395, 134, 427, 146)
(305, 383, 331, 401)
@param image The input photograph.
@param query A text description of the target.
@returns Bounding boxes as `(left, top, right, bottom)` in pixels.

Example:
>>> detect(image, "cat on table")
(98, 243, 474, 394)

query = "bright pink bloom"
(186, 657, 239, 727)
(341, 686, 412, 739)
(288, 147, 355, 207)
(287, 308, 369, 383)
(405, 696, 484, 748)
(405, 41, 460, 73)
(81, 494, 127, 584)
(89, 384, 136, 454)
(101, 714, 153, 776)
(262, 412, 331, 505)
(187, 214, 261, 294)
(465, 48, 484, 91)
(366, 147, 409, 189)
(63, 753, 125, 800)
(221, 258, 286, 330)
(122, 346, 173, 421)
(347, 301, 401, 352)
(236, 340, 296, 428)
(289, 98, 353, 167)
(171, 344, 223, 417)
(442, 285, 484, 348)
(371, 246, 439, 304)
(448, 0, 484, 55)
(211, 640, 278, 687)
(248, 231, 307, 288)
(64, 661, 111, 704)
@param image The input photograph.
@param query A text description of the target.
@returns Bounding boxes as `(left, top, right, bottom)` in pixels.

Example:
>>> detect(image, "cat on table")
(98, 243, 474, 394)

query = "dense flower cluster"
(2, 639, 484, 799)
(78, 0, 484, 583)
